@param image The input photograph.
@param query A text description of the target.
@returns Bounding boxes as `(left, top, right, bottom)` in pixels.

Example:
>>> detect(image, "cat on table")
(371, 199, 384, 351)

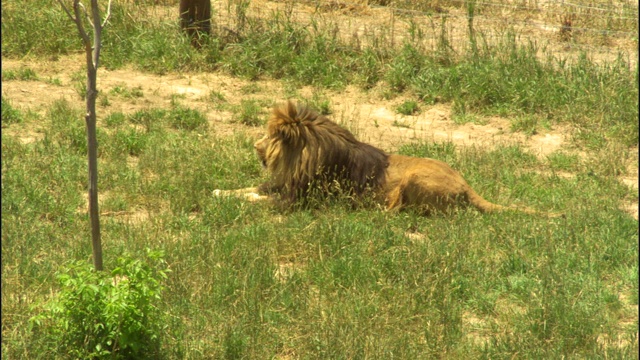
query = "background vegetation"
(2, 0, 637, 358)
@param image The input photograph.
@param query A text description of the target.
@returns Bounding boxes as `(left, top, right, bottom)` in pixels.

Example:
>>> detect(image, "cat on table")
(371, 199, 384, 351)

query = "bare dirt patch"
(3, 54, 638, 218)
(1, 57, 571, 155)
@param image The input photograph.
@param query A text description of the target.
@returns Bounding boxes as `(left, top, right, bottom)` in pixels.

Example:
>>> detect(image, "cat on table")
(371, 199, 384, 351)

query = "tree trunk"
(83, 0, 103, 272)
(179, 0, 211, 48)
(85, 59, 103, 271)
(59, 0, 107, 271)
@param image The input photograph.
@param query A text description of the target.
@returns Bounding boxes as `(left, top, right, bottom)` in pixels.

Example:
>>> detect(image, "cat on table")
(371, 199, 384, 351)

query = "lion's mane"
(261, 101, 389, 203)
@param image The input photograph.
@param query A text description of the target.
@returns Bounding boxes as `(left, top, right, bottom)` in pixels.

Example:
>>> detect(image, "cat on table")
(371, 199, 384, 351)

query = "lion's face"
(254, 135, 269, 167)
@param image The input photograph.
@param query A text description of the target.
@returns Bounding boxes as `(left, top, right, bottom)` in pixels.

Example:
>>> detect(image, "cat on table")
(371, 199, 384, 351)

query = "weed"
(240, 83, 262, 94)
(233, 99, 264, 126)
(70, 71, 87, 100)
(304, 91, 332, 115)
(451, 97, 486, 125)
(112, 127, 150, 156)
(99, 93, 111, 107)
(110, 84, 144, 99)
(315, 99, 332, 115)
(546, 151, 581, 172)
(396, 100, 420, 115)
(511, 114, 540, 136)
(392, 119, 412, 128)
(1, 97, 23, 125)
(452, 112, 485, 125)
(48, 99, 92, 155)
(2, 67, 38, 81)
(209, 90, 226, 103)
(129, 108, 168, 133)
(46, 77, 63, 86)
(355, 48, 383, 89)
(104, 112, 126, 128)
(168, 105, 208, 131)
(170, 93, 187, 106)
(385, 44, 425, 92)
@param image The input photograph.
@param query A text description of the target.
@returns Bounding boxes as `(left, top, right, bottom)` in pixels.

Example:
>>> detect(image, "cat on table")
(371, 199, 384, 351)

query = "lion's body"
(216, 101, 557, 217)
(384, 154, 512, 214)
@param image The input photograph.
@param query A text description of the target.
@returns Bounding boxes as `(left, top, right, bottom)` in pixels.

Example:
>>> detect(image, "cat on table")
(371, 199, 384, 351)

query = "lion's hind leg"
(386, 184, 404, 212)
(384, 171, 458, 216)
(385, 175, 427, 213)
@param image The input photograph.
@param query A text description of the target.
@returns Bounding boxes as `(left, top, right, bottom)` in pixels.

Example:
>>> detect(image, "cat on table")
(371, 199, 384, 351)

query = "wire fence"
(147, 0, 638, 65)
(310, 0, 638, 65)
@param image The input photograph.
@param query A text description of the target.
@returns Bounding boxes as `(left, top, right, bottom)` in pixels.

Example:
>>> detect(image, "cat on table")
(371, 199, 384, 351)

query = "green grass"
(2, 96, 23, 125)
(109, 84, 144, 99)
(232, 99, 266, 126)
(1, 0, 638, 358)
(396, 100, 420, 115)
(2, 67, 38, 81)
(2, 100, 637, 358)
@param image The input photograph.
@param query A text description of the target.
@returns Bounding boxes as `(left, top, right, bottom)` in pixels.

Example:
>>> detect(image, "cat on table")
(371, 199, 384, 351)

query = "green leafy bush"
(30, 250, 169, 359)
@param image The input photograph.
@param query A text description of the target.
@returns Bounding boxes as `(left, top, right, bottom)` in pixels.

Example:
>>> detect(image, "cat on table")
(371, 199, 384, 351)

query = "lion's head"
(254, 135, 269, 168)
(255, 101, 389, 203)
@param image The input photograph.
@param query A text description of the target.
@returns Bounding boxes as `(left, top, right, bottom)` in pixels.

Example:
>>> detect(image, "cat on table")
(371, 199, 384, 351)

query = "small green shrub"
(29, 250, 169, 360)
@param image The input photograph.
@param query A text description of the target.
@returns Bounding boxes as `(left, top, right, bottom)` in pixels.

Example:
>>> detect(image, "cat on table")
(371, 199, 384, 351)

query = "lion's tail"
(467, 188, 564, 218)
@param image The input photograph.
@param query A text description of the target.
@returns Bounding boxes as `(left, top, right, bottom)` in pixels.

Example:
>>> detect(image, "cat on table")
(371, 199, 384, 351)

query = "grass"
(2, 98, 637, 359)
(2, 96, 23, 125)
(109, 84, 144, 99)
(232, 99, 266, 126)
(396, 100, 420, 115)
(1, 0, 638, 358)
(2, 67, 38, 81)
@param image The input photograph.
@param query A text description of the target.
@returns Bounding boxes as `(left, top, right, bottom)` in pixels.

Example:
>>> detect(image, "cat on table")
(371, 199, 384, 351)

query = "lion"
(214, 101, 561, 217)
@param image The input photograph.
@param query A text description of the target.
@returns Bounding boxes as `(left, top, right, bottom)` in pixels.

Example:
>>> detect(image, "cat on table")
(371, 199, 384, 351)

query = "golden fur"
(216, 101, 559, 216)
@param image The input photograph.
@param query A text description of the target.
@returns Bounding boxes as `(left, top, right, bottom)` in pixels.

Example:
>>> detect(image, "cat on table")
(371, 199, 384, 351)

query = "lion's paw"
(213, 189, 227, 197)
(244, 192, 268, 202)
